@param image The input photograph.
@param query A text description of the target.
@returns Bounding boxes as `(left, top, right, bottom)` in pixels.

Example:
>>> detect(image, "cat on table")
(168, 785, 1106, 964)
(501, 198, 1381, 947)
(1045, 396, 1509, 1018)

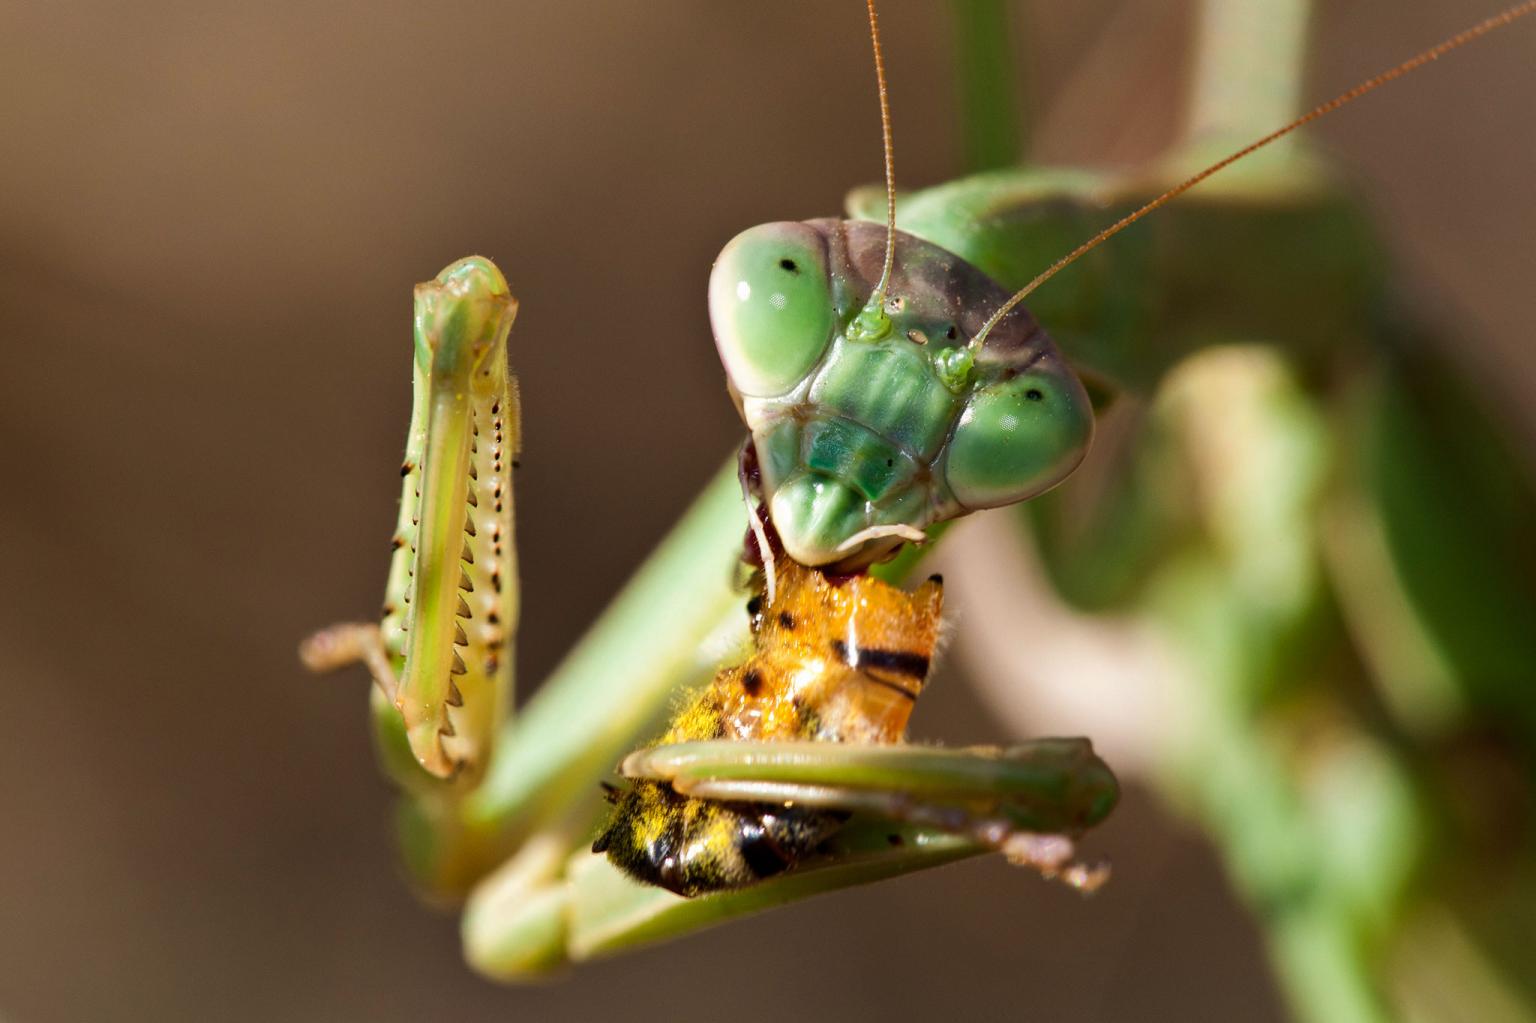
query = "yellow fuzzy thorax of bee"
(594, 559, 945, 897)
(665, 558, 943, 747)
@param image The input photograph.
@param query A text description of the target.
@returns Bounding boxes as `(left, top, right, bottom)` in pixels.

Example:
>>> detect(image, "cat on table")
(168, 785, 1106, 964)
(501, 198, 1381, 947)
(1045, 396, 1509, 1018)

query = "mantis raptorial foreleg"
(463, 731, 1114, 980)
(619, 739, 1115, 882)
(306, 256, 520, 782)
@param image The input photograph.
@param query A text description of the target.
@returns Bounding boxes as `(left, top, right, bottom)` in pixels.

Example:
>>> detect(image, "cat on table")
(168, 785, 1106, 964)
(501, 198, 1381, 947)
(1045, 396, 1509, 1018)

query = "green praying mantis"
(304, 0, 1536, 993)
(301, 247, 1119, 972)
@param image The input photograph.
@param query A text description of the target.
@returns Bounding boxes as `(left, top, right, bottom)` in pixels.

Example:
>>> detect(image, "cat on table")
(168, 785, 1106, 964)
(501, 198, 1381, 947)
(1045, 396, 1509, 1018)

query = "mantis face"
(709, 219, 1093, 569)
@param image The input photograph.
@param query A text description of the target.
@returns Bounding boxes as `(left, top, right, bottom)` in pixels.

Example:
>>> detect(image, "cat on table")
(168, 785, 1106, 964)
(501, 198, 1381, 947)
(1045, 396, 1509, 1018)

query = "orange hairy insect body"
(594, 560, 944, 897)
(671, 559, 943, 748)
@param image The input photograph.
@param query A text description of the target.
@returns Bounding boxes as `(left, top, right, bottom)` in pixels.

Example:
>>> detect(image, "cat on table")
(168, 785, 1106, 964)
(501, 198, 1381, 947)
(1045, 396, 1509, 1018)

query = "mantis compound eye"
(709, 222, 836, 399)
(943, 361, 1094, 510)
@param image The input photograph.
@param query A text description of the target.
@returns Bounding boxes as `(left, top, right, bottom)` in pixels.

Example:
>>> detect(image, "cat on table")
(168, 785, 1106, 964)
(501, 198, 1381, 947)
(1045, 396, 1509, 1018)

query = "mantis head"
(708, 219, 1092, 568)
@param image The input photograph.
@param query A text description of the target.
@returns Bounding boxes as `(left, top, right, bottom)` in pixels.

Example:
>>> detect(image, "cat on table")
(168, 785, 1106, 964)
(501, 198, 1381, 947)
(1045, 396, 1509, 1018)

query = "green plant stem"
(1187, 0, 1313, 155)
(951, 0, 1023, 171)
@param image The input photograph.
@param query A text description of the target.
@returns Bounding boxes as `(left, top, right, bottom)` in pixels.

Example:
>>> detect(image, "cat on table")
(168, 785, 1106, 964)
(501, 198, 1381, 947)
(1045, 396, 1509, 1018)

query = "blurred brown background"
(2, 2, 1531, 1020)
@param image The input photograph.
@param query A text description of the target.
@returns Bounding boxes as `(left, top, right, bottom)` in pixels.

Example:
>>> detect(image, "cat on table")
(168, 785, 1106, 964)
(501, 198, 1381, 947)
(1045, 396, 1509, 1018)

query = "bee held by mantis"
(302, 0, 1536, 982)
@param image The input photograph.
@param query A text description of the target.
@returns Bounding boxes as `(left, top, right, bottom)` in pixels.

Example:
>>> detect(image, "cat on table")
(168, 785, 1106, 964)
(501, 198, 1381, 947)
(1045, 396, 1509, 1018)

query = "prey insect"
(304, 0, 1536, 982)
(594, 551, 1114, 896)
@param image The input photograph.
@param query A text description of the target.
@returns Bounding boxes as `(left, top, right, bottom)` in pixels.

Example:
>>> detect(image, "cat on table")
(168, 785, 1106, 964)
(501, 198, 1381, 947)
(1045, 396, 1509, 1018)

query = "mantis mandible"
(303, 0, 1536, 982)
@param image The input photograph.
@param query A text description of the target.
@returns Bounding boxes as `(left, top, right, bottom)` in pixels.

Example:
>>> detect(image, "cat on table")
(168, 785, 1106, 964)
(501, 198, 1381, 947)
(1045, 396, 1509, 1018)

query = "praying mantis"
(304, 1, 1536, 1016)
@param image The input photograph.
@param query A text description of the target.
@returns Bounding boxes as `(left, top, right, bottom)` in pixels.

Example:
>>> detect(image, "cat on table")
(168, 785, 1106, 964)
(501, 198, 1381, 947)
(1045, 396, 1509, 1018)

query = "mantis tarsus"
(304, 0, 1536, 1000)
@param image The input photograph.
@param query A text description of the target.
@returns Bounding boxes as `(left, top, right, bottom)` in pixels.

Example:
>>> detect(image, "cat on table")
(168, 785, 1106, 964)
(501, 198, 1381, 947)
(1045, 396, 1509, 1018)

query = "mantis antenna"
(842, 0, 901, 346)
(866, 0, 898, 305)
(968, 0, 1536, 351)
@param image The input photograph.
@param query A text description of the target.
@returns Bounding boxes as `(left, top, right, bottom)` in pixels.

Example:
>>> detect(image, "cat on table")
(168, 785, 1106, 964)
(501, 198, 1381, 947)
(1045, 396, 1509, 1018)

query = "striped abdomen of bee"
(593, 558, 943, 896)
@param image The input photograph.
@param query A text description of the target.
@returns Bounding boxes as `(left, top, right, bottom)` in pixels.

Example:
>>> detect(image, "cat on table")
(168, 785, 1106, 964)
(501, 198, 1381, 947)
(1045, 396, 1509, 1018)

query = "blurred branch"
(950, 0, 1024, 171)
(1187, 0, 1313, 149)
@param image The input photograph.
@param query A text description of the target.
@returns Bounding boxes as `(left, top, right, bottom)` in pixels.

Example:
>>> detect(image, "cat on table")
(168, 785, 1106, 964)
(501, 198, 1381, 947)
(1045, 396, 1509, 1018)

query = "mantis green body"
(303, 3, 1536, 1007)
(303, 248, 1118, 975)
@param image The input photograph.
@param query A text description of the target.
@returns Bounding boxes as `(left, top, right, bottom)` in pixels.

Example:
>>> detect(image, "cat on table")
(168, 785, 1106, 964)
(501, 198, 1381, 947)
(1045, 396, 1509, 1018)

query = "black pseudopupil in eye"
(1025, 388, 1044, 401)
(779, 258, 798, 273)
